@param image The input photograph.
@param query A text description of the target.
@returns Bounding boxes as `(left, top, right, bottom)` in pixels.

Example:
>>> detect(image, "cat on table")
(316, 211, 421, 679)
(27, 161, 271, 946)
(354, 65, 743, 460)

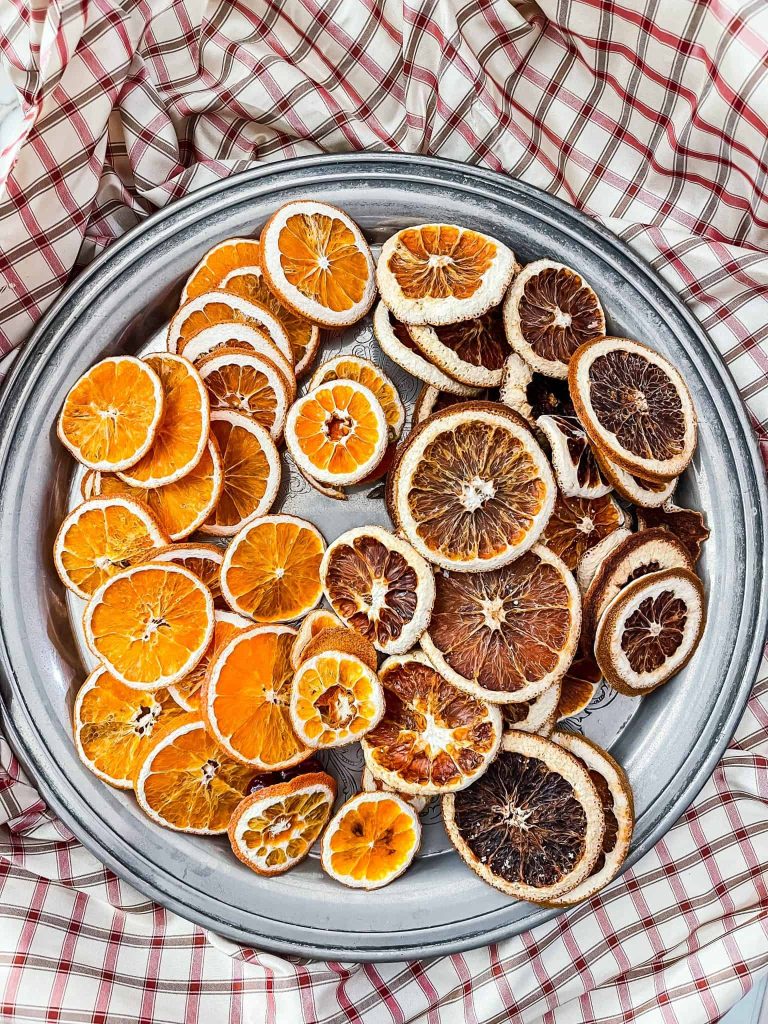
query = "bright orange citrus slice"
(181, 237, 263, 304)
(197, 346, 292, 441)
(290, 652, 384, 749)
(290, 608, 343, 670)
(309, 355, 405, 440)
(167, 609, 252, 712)
(167, 291, 293, 365)
(179, 321, 295, 384)
(149, 542, 225, 606)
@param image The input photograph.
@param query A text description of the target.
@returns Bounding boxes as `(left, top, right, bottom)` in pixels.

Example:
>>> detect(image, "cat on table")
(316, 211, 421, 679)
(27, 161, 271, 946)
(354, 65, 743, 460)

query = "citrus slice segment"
(179, 322, 295, 383)
(285, 379, 388, 486)
(200, 411, 281, 537)
(360, 767, 429, 814)
(499, 353, 534, 423)
(168, 609, 251, 712)
(149, 543, 225, 606)
(259, 199, 376, 328)
(541, 491, 627, 571)
(134, 718, 255, 833)
(73, 667, 184, 789)
(636, 500, 710, 564)
(181, 237, 263, 304)
(228, 772, 336, 876)
(58, 356, 164, 472)
(593, 447, 676, 508)
(290, 652, 384, 749)
(54, 496, 168, 599)
(83, 562, 215, 689)
(377, 224, 516, 325)
(575, 529, 632, 593)
(296, 627, 378, 672)
(290, 608, 343, 670)
(556, 655, 602, 719)
(167, 291, 293, 364)
(500, 684, 561, 737)
(408, 304, 511, 387)
(221, 514, 325, 622)
(320, 792, 421, 890)
(569, 337, 698, 480)
(204, 623, 311, 769)
(391, 401, 555, 572)
(80, 469, 97, 500)
(443, 730, 605, 901)
(309, 355, 405, 441)
(503, 261, 605, 378)
(421, 544, 581, 703)
(196, 346, 292, 442)
(362, 652, 502, 795)
(320, 526, 435, 654)
(594, 567, 705, 695)
(537, 414, 612, 499)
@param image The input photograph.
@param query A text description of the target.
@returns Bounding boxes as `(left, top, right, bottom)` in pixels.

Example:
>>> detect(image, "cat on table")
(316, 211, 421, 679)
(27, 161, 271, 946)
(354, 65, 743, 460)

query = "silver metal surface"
(0, 155, 765, 962)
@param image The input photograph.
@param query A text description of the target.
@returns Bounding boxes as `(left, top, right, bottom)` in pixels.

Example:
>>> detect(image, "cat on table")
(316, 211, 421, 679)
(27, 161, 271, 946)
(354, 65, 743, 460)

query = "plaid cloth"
(1, 1, 767, 1021)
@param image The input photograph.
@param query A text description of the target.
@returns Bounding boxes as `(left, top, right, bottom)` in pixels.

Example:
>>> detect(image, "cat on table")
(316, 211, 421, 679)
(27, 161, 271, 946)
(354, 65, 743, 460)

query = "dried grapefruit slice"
(197, 347, 292, 441)
(421, 544, 581, 703)
(296, 627, 378, 673)
(541, 491, 626, 571)
(168, 609, 251, 712)
(537, 414, 611, 499)
(320, 791, 421, 889)
(290, 652, 384, 749)
(320, 526, 434, 654)
(499, 353, 534, 423)
(595, 567, 705, 695)
(408, 303, 511, 387)
(290, 609, 343, 669)
(181, 237, 262, 303)
(443, 730, 605, 901)
(179, 322, 295, 383)
(309, 355, 405, 441)
(167, 291, 293, 365)
(362, 652, 501, 795)
(504, 261, 605, 378)
(593, 447, 676, 508)
(150, 542, 225, 606)
(58, 356, 164, 472)
(569, 337, 698, 480)
(228, 772, 336, 876)
(54, 496, 168, 599)
(377, 224, 516, 325)
(500, 684, 561, 737)
(575, 528, 632, 593)
(221, 514, 325, 622)
(260, 200, 375, 328)
(636, 500, 710, 563)
(556, 655, 602, 719)
(360, 767, 428, 813)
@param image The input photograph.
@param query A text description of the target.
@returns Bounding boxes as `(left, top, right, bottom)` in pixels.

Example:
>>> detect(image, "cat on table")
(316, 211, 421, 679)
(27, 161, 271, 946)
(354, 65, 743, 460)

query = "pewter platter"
(0, 155, 765, 961)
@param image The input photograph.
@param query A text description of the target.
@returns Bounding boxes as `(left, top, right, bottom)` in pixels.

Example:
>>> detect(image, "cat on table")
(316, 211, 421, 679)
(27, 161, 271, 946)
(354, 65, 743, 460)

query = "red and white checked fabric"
(1, 1, 767, 1021)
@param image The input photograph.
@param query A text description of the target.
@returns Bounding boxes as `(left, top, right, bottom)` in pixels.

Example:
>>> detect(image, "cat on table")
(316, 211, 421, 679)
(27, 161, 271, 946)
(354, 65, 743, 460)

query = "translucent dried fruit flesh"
(542, 492, 623, 570)
(620, 589, 688, 673)
(151, 544, 224, 606)
(233, 783, 334, 872)
(636, 504, 710, 563)
(288, 382, 385, 480)
(387, 225, 496, 300)
(174, 297, 270, 355)
(557, 655, 602, 719)
(199, 350, 288, 434)
(204, 414, 278, 533)
(169, 613, 249, 712)
(518, 267, 603, 364)
(278, 212, 370, 311)
(312, 357, 403, 438)
(324, 795, 419, 885)
(292, 654, 381, 747)
(183, 238, 262, 301)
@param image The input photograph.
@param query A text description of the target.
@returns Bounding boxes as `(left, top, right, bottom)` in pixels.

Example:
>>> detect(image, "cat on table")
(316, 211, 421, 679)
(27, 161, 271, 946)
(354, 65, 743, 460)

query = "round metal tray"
(0, 155, 765, 962)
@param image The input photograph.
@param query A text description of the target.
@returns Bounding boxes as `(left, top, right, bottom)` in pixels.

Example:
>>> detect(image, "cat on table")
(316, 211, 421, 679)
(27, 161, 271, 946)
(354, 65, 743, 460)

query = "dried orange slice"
(360, 767, 428, 814)
(228, 772, 336, 876)
(180, 322, 295, 383)
(260, 199, 375, 328)
(285, 379, 388, 486)
(297, 627, 378, 672)
(118, 354, 209, 488)
(421, 544, 580, 703)
(569, 337, 698, 480)
(290, 608, 343, 670)
(320, 526, 434, 654)
(83, 563, 215, 689)
(167, 291, 293, 365)
(221, 514, 325, 622)
(181, 237, 263, 304)
(444, 730, 605, 901)
(537, 414, 611, 499)
(134, 718, 254, 833)
(636, 500, 710, 563)
(377, 224, 516, 325)
(200, 410, 281, 537)
(320, 791, 421, 889)
(575, 529, 632, 593)
(593, 447, 676, 508)
(290, 652, 384, 749)
(58, 356, 164, 471)
(150, 542, 225, 606)
(362, 653, 502, 795)
(499, 353, 534, 423)
(73, 667, 184, 789)
(500, 684, 561, 737)
(204, 623, 311, 769)
(541, 491, 627, 571)
(408, 304, 510, 387)
(80, 469, 97, 500)
(309, 355, 405, 441)
(556, 655, 602, 719)
(391, 401, 555, 572)
(197, 346, 292, 440)
(168, 609, 251, 712)
(54, 496, 168, 599)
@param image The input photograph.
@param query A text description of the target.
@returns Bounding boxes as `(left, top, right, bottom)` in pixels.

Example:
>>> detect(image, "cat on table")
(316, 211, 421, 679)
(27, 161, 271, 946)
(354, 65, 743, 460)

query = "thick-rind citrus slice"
(593, 447, 676, 508)
(320, 791, 421, 889)
(392, 402, 555, 572)
(360, 767, 429, 814)
(408, 304, 511, 387)
(576, 529, 632, 593)
(260, 200, 376, 328)
(228, 772, 336, 876)
(594, 567, 705, 695)
(290, 652, 384, 749)
(58, 356, 164, 472)
(541, 491, 626, 571)
(504, 261, 605, 378)
(54, 496, 168, 599)
(167, 291, 293, 364)
(297, 627, 378, 672)
(150, 543, 225, 606)
(179, 322, 295, 383)
(443, 730, 605, 901)
(421, 544, 581, 703)
(636, 500, 710, 564)
(377, 224, 516, 325)
(134, 718, 255, 833)
(320, 526, 435, 654)
(168, 609, 251, 712)
(500, 684, 561, 737)
(309, 355, 405, 441)
(84, 563, 215, 689)
(73, 667, 184, 789)
(362, 652, 502, 795)
(117, 354, 209, 488)
(290, 609, 343, 670)
(197, 347, 292, 441)
(569, 337, 698, 480)
(180, 237, 263, 304)
(200, 410, 281, 537)
(499, 353, 534, 423)
(537, 414, 611, 499)
(221, 514, 325, 622)
(204, 623, 311, 769)
(556, 655, 602, 719)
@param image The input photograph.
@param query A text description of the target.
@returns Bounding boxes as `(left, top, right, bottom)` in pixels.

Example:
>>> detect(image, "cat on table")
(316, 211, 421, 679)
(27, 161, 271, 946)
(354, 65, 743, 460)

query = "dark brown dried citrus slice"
(500, 683, 561, 737)
(593, 446, 676, 508)
(362, 652, 502, 795)
(575, 529, 632, 593)
(541, 491, 626, 571)
(421, 544, 581, 703)
(443, 730, 605, 901)
(636, 500, 710, 563)
(408, 304, 510, 387)
(504, 261, 605, 378)
(537, 414, 611, 499)
(556, 654, 602, 719)
(569, 337, 697, 480)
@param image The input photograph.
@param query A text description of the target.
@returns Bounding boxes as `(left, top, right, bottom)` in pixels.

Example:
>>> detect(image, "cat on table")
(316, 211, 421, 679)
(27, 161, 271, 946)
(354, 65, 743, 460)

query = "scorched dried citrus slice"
(443, 730, 605, 901)
(556, 655, 602, 719)
(150, 543, 225, 606)
(569, 337, 698, 480)
(58, 356, 164, 472)
(180, 237, 263, 303)
(362, 652, 501, 795)
(504, 260, 605, 378)
(168, 609, 251, 712)
(500, 684, 561, 737)
(421, 544, 580, 703)
(593, 447, 676, 508)
(180, 322, 295, 383)
(309, 355, 405, 441)
(290, 608, 343, 670)
(391, 402, 555, 572)
(260, 200, 376, 327)
(636, 500, 710, 563)
(228, 772, 336, 876)
(290, 652, 384, 749)
(197, 347, 293, 441)
(320, 526, 434, 654)
(537, 414, 611, 499)
(320, 791, 421, 890)
(377, 224, 516, 325)
(167, 291, 293, 364)
(296, 626, 378, 672)
(408, 303, 511, 387)
(541, 491, 626, 571)
(360, 767, 428, 813)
